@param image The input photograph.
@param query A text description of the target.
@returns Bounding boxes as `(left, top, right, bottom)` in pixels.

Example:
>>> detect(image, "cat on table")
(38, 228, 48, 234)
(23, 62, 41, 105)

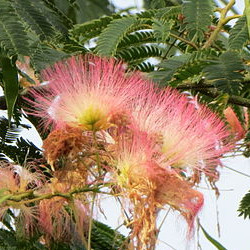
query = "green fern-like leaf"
(30, 44, 69, 71)
(0, 0, 30, 56)
(0, 117, 42, 163)
(131, 61, 155, 72)
(0, 228, 46, 250)
(152, 18, 175, 42)
(203, 51, 244, 94)
(117, 45, 162, 63)
(0, 116, 21, 144)
(42, 0, 73, 30)
(169, 49, 218, 85)
(0, 137, 42, 164)
(117, 31, 156, 49)
(238, 190, 250, 219)
(151, 54, 191, 84)
(229, 15, 249, 50)
(91, 220, 126, 250)
(11, 0, 57, 41)
(182, 0, 214, 41)
(70, 15, 121, 43)
(152, 49, 217, 86)
(95, 17, 141, 56)
(155, 6, 182, 20)
(73, 0, 114, 23)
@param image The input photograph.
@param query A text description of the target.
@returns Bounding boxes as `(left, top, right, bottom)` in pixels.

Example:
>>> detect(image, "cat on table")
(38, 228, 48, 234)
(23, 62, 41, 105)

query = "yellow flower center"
(77, 105, 109, 131)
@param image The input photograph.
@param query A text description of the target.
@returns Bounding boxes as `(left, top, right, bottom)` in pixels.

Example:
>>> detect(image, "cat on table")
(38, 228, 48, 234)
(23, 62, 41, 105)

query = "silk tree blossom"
(38, 178, 89, 243)
(24, 55, 236, 249)
(0, 163, 43, 236)
(130, 86, 233, 177)
(26, 55, 146, 131)
(113, 133, 204, 248)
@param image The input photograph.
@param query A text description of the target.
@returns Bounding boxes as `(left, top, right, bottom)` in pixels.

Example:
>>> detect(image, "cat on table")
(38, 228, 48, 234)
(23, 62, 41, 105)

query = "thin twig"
(157, 239, 178, 250)
(88, 193, 96, 250)
(224, 165, 250, 178)
(158, 208, 171, 232)
(218, 0, 239, 14)
(203, 0, 239, 49)
(170, 33, 199, 50)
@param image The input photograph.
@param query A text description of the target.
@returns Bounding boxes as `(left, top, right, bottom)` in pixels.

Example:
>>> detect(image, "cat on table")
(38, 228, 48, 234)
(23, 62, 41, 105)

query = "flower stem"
(87, 193, 96, 250)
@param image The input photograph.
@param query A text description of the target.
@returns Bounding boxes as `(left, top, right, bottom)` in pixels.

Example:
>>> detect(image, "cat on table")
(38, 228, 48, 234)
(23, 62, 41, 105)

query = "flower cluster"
(0, 161, 89, 245)
(22, 55, 235, 249)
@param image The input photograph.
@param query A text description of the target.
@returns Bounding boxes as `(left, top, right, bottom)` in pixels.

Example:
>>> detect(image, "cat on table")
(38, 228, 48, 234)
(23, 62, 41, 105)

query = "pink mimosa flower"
(38, 179, 89, 243)
(114, 133, 203, 247)
(25, 55, 146, 131)
(130, 87, 233, 176)
(0, 164, 40, 236)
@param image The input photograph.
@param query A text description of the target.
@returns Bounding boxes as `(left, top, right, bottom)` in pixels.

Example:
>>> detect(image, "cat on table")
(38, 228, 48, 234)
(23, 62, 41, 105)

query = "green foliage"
(155, 5, 181, 19)
(144, 0, 182, 9)
(117, 45, 162, 63)
(131, 61, 155, 72)
(30, 44, 69, 71)
(0, 116, 22, 144)
(182, 0, 214, 41)
(151, 49, 217, 86)
(96, 17, 141, 56)
(200, 224, 227, 250)
(0, 218, 126, 250)
(0, 117, 42, 163)
(72, 0, 115, 24)
(203, 51, 244, 94)
(0, 228, 46, 249)
(229, 16, 249, 50)
(12, 0, 58, 41)
(151, 53, 191, 84)
(238, 190, 250, 219)
(152, 18, 175, 42)
(70, 15, 121, 44)
(51, 0, 115, 24)
(244, 0, 250, 39)
(0, 0, 30, 56)
(91, 220, 126, 250)
(117, 31, 155, 49)
(1, 57, 19, 121)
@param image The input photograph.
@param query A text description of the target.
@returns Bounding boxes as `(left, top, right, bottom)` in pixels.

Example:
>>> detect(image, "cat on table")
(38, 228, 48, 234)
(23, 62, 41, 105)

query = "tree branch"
(176, 81, 250, 108)
(198, 88, 250, 107)
(203, 0, 240, 49)
(170, 32, 199, 50)
(4, 184, 111, 206)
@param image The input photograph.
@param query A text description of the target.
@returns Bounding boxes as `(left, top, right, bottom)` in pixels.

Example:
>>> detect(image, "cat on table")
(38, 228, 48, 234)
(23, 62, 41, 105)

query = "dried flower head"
(113, 133, 203, 248)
